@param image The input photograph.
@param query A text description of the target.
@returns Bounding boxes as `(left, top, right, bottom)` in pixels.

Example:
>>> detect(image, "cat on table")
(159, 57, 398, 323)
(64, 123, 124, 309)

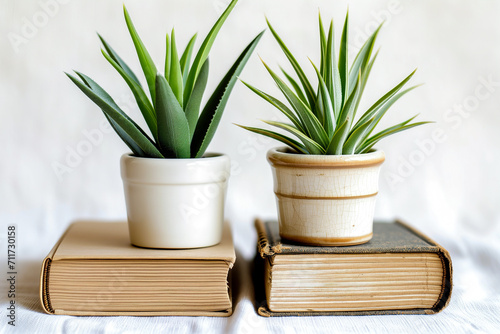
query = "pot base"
(130, 241, 221, 250)
(280, 232, 373, 247)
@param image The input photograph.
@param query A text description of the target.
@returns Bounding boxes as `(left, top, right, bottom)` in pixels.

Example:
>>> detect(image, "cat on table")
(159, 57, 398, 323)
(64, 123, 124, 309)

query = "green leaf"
(337, 72, 361, 129)
(169, 29, 184, 107)
(98, 34, 141, 85)
(338, 11, 349, 106)
(101, 49, 158, 141)
(357, 120, 431, 154)
(241, 80, 303, 131)
(235, 124, 308, 154)
(348, 24, 381, 97)
(263, 120, 325, 155)
(67, 72, 163, 158)
(180, 33, 198, 83)
(183, 0, 239, 106)
(281, 67, 307, 104)
(164, 33, 171, 79)
(319, 12, 327, 78)
(185, 59, 209, 137)
(354, 85, 421, 139)
(123, 5, 158, 105)
(352, 48, 379, 114)
(353, 70, 416, 131)
(267, 18, 316, 110)
(325, 20, 342, 121)
(326, 117, 350, 155)
(77, 71, 149, 156)
(191, 31, 264, 158)
(155, 74, 191, 158)
(103, 113, 146, 156)
(261, 60, 329, 148)
(342, 117, 374, 154)
(310, 60, 335, 138)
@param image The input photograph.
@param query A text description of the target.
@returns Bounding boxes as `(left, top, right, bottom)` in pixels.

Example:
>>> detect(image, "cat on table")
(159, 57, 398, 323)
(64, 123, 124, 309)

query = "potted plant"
(67, 0, 263, 248)
(238, 13, 430, 246)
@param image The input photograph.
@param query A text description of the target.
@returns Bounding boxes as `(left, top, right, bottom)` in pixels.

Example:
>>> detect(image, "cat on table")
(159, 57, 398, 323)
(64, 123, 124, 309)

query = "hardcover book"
(40, 221, 235, 316)
(254, 219, 452, 316)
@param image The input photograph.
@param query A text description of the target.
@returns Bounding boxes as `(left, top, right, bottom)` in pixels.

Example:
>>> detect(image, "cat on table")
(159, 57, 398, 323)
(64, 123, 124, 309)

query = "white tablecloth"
(1, 220, 499, 334)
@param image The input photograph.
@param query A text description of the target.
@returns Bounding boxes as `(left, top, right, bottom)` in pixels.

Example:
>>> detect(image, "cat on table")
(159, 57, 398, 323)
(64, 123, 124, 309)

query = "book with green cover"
(254, 219, 452, 316)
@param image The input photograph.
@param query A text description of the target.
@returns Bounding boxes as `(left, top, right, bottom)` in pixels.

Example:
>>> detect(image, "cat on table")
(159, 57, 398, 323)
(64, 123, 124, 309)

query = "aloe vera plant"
(67, 0, 263, 158)
(238, 13, 430, 155)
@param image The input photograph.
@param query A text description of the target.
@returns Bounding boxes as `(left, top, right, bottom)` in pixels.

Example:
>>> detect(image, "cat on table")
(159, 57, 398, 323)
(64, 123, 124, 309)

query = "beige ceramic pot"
(267, 147, 385, 246)
(120, 153, 230, 249)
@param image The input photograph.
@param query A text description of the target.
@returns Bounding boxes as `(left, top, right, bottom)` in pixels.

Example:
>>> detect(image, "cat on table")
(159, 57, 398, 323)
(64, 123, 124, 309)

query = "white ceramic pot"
(120, 153, 231, 249)
(267, 147, 385, 246)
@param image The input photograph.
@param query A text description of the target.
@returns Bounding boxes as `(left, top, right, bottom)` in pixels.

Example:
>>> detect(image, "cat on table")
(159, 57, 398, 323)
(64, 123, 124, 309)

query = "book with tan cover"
(40, 221, 235, 316)
(254, 219, 452, 316)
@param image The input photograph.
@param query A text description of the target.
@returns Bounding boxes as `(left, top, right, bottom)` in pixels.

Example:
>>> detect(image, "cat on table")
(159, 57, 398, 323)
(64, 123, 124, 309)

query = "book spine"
(396, 219, 453, 314)
(429, 249, 453, 314)
(255, 218, 272, 258)
(39, 223, 76, 314)
(39, 257, 54, 314)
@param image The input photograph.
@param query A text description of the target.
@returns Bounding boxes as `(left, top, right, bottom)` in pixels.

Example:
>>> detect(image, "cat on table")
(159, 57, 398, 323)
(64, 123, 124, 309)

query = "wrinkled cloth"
(1, 220, 499, 334)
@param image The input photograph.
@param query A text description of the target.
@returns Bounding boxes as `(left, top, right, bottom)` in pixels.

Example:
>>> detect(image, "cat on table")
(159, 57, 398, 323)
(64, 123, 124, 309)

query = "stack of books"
(40, 218, 452, 317)
(40, 221, 235, 316)
(253, 219, 452, 316)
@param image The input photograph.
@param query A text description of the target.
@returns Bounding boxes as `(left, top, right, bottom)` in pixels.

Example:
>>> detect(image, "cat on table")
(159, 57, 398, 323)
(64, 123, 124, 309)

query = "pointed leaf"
(191, 31, 264, 158)
(352, 48, 379, 114)
(357, 121, 431, 154)
(354, 70, 416, 131)
(326, 117, 350, 155)
(310, 60, 335, 138)
(338, 12, 349, 106)
(77, 72, 148, 157)
(183, 0, 239, 106)
(337, 73, 361, 129)
(342, 117, 374, 154)
(353, 85, 421, 138)
(241, 80, 303, 132)
(155, 74, 191, 158)
(185, 59, 209, 137)
(348, 24, 381, 96)
(164, 33, 171, 79)
(267, 19, 316, 109)
(263, 120, 325, 155)
(319, 12, 327, 78)
(261, 60, 329, 148)
(281, 67, 307, 104)
(98, 34, 141, 85)
(103, 113, 146, 156)
(169, 29, 184, 107)
(180, 33, 198, 83)
(101, 49, 157, 140)
(67, 72, 163, 158)
(236, 124, 307, 154)
(123, 6, 158, 105)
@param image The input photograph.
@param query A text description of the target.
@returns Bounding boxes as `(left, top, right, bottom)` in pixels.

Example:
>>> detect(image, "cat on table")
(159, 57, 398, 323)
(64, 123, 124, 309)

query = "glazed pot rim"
(267, 146, 385, 168)
(120, 152, 231, 184)
(122, 152, 226, 162)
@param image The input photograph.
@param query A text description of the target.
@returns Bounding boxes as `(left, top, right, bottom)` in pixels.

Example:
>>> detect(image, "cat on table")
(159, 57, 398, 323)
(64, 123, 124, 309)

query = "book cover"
(254, 219, 452, 316)
(40, 221, 235, 317)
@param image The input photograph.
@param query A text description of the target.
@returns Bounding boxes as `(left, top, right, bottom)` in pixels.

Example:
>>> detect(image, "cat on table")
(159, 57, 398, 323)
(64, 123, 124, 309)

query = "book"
(254, 219, 452, 316)
(40, 220, 235, 316)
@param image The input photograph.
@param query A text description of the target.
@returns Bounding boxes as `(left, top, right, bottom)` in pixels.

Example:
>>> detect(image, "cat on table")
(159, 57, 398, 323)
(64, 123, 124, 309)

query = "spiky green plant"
(67, 0, 263, 158)
(238, 13, 430, 155)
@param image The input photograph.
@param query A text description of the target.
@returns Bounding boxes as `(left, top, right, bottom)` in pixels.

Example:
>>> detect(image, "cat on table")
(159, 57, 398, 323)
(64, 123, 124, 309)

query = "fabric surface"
(1, 221, 500, 334)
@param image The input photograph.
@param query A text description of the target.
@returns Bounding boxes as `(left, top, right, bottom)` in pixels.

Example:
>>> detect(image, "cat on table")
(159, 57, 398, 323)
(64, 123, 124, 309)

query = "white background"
(1, 0, 500, 333)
